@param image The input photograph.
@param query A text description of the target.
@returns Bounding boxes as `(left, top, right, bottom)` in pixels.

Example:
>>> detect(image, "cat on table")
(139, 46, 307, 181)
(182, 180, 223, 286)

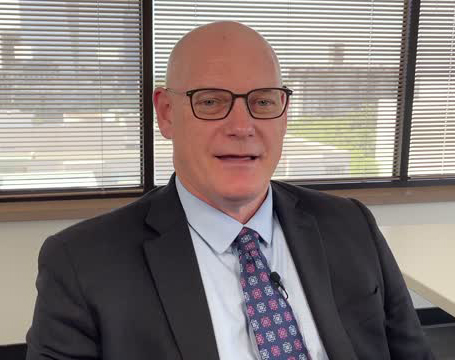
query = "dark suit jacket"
(26, 176, 434, 360)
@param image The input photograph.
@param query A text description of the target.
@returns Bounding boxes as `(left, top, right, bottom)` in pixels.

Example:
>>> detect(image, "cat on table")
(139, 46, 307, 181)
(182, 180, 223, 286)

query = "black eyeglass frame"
(167, 86, 293, 120)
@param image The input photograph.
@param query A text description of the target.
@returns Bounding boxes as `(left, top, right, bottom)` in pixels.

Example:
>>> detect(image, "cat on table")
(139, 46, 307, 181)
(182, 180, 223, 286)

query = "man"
(27, 21, 434, 359)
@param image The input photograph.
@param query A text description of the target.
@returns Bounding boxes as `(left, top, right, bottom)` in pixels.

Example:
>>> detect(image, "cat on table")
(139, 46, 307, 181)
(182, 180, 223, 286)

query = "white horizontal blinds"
(0, 0, 142, 192)
(153, 0, 404, 184)
(409, 1, 455, 178)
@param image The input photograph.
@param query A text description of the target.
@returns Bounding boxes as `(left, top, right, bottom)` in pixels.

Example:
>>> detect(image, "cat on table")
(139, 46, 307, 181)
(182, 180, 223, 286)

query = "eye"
(256, 99, 274, 106)
(252, 98, 276, 107)
(198, 98, 219, 106)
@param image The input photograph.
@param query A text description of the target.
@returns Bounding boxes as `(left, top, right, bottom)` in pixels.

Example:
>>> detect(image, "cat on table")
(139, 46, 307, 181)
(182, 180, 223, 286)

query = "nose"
(224, 97, 255, 138)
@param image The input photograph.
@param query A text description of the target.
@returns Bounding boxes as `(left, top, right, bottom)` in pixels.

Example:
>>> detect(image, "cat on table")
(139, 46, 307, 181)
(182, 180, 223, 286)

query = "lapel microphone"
(270, 271, 289, 300)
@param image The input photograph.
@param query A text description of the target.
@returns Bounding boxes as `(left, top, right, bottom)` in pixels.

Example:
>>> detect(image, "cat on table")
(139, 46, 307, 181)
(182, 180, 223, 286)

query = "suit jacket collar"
(142, 176, 357, 360)
(143, 174, 220, 360)
(272, 181, 357, 360)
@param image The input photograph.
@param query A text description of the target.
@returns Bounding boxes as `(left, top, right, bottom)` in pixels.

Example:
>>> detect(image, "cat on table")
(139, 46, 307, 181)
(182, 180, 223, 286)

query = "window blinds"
(153, 0, 405, 185)
(0, 0, 142, 193)
(409, 0, 455, 178)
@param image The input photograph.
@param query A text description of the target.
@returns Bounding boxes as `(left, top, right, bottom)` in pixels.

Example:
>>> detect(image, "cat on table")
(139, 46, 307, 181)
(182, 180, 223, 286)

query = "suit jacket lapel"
(142, 176, 219, 360)
(272, 182, 357, 360)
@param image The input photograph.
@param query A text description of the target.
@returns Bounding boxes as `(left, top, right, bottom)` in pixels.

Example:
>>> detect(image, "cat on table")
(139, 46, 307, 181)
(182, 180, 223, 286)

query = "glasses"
(166, 87, 293, 120)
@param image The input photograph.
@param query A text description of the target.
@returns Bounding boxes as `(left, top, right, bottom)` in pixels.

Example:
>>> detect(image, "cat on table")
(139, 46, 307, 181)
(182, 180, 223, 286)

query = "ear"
(280, 91, 289, 137)
(153, 87, 174, 139)
(282, 113, 288, 137)
(282, 107, 289, 138)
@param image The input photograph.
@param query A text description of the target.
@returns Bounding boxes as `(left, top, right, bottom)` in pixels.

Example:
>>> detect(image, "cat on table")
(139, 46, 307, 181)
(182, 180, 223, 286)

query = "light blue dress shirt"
(176, 177, 329, 360)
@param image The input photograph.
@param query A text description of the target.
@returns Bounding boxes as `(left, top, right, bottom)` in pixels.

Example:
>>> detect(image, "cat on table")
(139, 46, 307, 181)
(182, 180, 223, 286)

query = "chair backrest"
(0, 344, 27, 360)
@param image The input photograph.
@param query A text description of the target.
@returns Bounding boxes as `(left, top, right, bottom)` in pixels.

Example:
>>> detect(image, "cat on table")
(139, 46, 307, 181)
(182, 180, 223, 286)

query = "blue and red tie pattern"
(235, 227, 311, 360)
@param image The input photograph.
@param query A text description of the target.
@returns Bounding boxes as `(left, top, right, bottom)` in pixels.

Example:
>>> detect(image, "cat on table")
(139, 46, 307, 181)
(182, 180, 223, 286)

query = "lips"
(216, 155, 259, 160)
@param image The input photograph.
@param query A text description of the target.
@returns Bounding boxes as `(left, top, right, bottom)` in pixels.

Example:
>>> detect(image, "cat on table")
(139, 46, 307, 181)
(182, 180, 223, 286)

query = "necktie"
(235, 227, 311, 360)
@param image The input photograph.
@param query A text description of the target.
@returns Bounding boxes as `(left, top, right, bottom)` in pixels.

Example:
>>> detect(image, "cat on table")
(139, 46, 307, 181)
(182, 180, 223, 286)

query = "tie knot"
(235, 227, 261, 256)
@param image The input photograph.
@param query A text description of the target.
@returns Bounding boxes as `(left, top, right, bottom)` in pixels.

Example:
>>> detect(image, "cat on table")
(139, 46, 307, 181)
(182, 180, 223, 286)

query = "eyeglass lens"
(191, 89, 288, 120)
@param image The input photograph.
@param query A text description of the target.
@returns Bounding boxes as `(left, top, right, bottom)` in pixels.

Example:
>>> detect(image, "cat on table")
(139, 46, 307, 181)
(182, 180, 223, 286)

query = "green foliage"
(287, 107, 380, 175)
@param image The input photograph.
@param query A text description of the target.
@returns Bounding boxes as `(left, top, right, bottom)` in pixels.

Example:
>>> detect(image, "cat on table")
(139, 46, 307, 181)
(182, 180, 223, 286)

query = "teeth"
(218, 155, 255, 160)
(232, 156, 249, 160)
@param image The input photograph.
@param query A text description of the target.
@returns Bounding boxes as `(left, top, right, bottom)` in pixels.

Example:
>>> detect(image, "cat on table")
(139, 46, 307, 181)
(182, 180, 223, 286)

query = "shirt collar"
(175, 176, 273, 254)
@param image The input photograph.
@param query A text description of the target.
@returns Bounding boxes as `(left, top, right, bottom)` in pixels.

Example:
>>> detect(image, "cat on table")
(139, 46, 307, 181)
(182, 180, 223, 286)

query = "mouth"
(215, 155, 259, 161)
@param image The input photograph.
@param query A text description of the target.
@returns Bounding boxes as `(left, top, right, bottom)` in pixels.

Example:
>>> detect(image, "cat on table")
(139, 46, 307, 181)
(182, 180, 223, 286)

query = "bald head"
(166, 21, 281, 89)
(153, 21, 289, 220)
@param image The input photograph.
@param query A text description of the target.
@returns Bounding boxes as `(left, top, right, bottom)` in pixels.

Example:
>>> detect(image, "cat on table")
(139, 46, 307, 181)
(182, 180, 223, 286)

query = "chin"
(217, 181, 267, 203)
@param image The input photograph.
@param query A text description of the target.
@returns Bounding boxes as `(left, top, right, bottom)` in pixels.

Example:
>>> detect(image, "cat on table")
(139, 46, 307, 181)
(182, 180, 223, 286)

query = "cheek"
(274, 123, 287, 156)
(173, 111, 193, 142)
(279, 116, 288, 137)
(174, 122, 209, 160)
(265, 125, 286, 152)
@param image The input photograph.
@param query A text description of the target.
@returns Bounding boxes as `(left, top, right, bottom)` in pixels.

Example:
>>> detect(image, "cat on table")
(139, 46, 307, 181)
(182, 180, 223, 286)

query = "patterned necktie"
(235, 227, 311, 360)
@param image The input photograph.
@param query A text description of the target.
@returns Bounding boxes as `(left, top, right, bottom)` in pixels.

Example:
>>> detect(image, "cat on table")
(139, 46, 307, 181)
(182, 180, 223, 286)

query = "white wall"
(370, 202, 455, 227)
(369, 202, 455, 309)
(1, 201, 454, 345)
(1, 219, 80, 345)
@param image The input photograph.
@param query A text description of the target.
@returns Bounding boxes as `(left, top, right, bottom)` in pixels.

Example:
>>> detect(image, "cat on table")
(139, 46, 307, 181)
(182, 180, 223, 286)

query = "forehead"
(173, 32, 281, 91)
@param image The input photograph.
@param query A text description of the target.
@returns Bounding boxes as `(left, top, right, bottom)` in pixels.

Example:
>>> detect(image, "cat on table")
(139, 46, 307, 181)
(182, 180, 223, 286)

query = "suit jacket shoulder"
(271, 180, 434, 359)
(27, 178, 214, 360)
(51, 185, 164, 247)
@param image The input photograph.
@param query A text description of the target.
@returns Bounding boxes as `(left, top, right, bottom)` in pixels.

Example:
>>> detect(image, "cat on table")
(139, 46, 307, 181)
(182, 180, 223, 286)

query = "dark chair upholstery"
(0, 344, 27, 360)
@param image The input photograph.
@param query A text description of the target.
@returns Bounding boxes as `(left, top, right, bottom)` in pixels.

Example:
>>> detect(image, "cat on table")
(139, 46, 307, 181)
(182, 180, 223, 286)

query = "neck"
(214, 192, 268, 224)
(176, 177, 268, 224)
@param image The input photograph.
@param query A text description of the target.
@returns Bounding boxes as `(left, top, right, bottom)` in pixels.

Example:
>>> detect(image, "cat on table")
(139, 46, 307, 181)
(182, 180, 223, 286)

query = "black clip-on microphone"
(270, 271, 289, 300)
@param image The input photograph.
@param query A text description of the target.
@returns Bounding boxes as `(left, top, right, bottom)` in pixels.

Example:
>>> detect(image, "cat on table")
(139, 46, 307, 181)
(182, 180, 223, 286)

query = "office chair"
(0, 343, 27, 360)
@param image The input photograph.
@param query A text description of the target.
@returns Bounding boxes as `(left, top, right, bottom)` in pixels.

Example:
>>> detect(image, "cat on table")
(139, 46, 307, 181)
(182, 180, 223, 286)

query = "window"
(1, 0, 454, 200)
(0, 0, 142, 194)
(153, 0, 405, 184)
(409, 1, 455, 178)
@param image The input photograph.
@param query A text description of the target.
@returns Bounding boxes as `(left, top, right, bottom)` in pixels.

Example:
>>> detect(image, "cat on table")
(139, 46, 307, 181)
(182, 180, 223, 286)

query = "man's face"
(157, 33, 288, 210)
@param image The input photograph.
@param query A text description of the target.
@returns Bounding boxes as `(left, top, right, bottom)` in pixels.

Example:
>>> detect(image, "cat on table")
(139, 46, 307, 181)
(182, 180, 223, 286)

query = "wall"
(1, 201, 454, 345)
(370, 201, 455, 309)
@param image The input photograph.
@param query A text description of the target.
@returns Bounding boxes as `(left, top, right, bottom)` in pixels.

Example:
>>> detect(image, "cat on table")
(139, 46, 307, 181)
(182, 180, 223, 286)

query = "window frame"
(1, 0, 455, 208)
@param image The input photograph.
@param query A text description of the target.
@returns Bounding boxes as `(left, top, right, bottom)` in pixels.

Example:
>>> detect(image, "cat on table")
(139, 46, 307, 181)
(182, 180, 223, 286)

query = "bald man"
(27, 22, 434, 360)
